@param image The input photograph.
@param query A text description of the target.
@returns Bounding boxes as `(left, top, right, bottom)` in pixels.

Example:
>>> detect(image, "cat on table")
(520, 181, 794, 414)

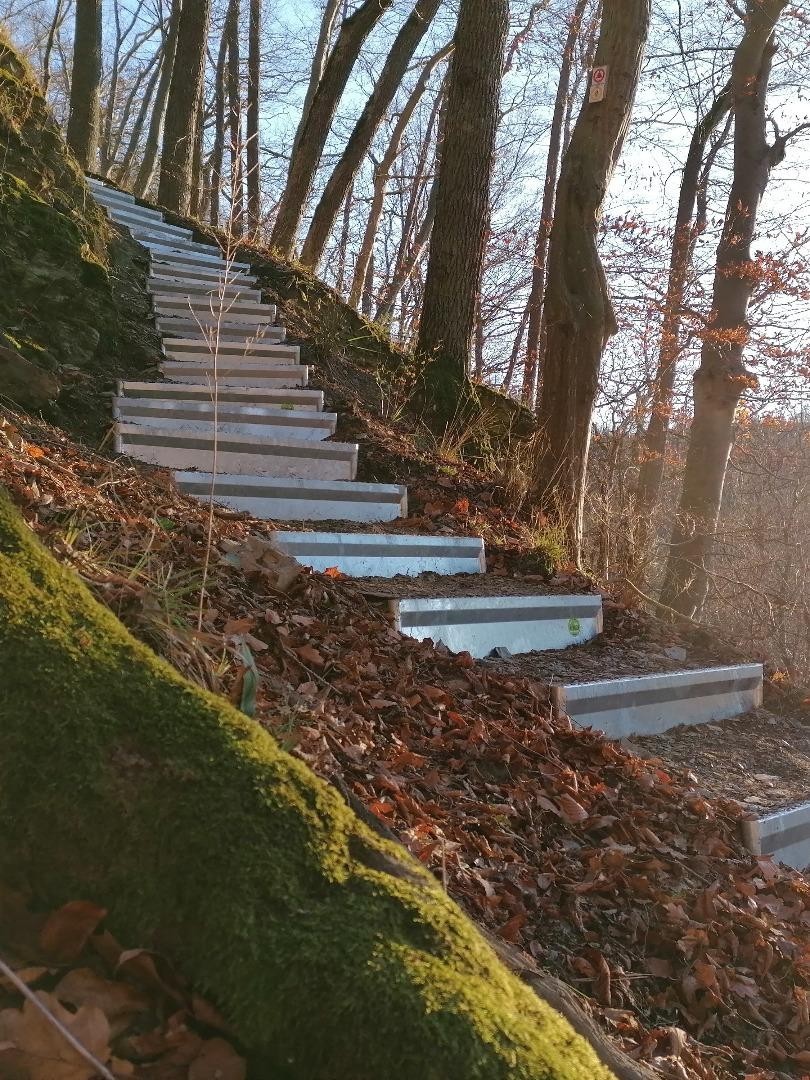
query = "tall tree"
(634, 82, 733, 530)
(210, 6, 230, 225)
(300, 0, 443, 271)
(349, 42, 452, 310)
(133, 0, 182, 198)
(660, 0, 792, 618)
(66, 0, 102, 169)
(246, 0, 262, 231)
(521, 0, 589, 407)
(226, 0, 244, 233)
(270, 0, 395, 257)
(157, 0, 211, 213)
(533, 0, 651, 562)
(415, 0, 509, 422)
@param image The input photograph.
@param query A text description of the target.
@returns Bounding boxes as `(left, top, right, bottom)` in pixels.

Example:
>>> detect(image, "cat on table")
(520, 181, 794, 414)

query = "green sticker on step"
(568, 617, 582, 636)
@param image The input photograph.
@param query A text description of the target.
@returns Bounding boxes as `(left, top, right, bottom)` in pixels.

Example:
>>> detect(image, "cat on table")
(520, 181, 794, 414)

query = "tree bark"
(270, 0, 395, 257)
(660, 0, 789, 618)
(133, 0, 182, 199)
(349, 42, 452, 310)
(634, 83, 733, 530)
(112, 45, 162, 182)
(416, 0, 509, 423)
(158, 0, 212, 213)
(521, 0, 588, 408)
(226, 0, 244, 234)
(533, 0, 651, 563)
(246, 0, 261, 232)
(290, 0, 342, 162)
(209, 9, 229, 225)
(300, 0, 442, 271)
(66, 0, 102, 170)
(0, 486, 611, 1080)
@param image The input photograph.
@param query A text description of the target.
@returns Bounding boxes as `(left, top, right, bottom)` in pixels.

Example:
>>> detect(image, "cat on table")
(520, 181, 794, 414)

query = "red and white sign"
(589, 65, 609, 103)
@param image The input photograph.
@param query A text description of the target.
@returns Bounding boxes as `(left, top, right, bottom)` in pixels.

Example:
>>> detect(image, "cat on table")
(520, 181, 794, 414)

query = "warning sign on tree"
(589, 65, 609, 103)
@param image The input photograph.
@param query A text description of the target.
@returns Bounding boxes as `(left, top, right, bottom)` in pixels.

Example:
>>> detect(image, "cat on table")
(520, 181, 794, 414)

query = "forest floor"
(3, 399, 810, 1080)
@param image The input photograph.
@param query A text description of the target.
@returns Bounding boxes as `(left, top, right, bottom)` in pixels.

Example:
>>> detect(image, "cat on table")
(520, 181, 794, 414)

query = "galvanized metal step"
(153, 298, 278, 326)
(742, 802, 810, 871)
(156, 317, 285, 341)
(552, 663, 764, 740)
(175, 473, 408, 524)
(148, 244, 250, 273)
(149, 277, 262, 303)
(119, 380, 323, 411)
(393, 594, 603, 658)
(114, 396, 336, 440)
(159, 360, 309, 388)
(271, 532, 486, 577)
(115, 424, 358, 479)
(163, 338, 298, 362)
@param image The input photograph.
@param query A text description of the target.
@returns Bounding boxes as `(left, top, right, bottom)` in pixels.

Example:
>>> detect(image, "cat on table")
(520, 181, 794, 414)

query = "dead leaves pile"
(0, 888, 245, 1080)
(3, 411, 810, 1078)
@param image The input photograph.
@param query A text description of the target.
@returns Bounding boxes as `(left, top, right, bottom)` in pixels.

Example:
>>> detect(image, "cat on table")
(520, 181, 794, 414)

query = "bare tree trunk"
(210, 11, 229, 225)
(660, 0, 789, 618)
(349, 42, 452, 310)
(416, 0, 509, 423)
(158, 0, 212, 213)
(334, 178, 355, 294)
(270, 0, 395, 257)
(634, 85, 732, 533)
(189, 79, 205, 218)
(42, 0, 67, 94)
(246, 0, 261, 232)
(133, 0, 182, 199)
(290, 0, 342, 162)
(521, 0, 588, 407)
(66, 0, 102, 170)
(300, 0, 442, 271)
(376, 175, 439, 322)
(226, 0, 244, 235)
(501, 304, 530, 393)
(533, 0, 651, 562)
(111, 47, 162, 180)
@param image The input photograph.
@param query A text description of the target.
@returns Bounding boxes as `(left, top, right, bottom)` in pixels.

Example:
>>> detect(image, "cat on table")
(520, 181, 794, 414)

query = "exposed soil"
(630, 706, 810, 813)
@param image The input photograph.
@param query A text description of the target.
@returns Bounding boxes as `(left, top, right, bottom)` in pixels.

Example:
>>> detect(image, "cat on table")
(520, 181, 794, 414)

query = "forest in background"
(2, 0, 810, 681)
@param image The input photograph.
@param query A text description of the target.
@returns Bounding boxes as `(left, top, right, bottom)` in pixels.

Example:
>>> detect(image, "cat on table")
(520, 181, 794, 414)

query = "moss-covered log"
(0, 488, 612, 1079)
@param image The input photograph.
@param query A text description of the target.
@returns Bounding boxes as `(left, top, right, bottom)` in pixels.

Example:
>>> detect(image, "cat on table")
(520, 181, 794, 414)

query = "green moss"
(0, 486, 612, 1080)
(0, 34, 116, 378)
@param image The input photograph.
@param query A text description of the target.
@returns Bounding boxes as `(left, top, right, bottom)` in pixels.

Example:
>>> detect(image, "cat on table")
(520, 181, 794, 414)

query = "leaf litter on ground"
(3, 406, 810, 1079)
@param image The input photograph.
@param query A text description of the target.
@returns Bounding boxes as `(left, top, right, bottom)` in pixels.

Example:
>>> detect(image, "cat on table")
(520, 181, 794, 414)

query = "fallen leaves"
(0, 888, 245, 1080)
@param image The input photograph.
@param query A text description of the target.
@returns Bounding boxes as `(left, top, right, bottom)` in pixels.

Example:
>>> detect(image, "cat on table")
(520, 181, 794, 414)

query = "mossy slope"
(0, 34, 115, 375)
(0, 486, 612, 1080)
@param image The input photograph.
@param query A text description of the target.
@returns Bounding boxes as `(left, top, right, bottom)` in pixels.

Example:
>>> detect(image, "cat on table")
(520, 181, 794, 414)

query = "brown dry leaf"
(557, 794, 589, 824)
(497, 913, 528, 943)
(0, 967, 48, 993)
(0, 993, 110, 1080)
(115, 950, 186, 1005)
(296, 644, 325, 667)
(54, 967, 150, 1029)
(39, 901, 107, 964)
(188, 1037, 246, 1080)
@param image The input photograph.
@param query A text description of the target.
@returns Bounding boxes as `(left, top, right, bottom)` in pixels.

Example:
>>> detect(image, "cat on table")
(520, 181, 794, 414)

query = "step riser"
(157, 320, 285, 341)
(153, 298, 276, 319)
(552, 664, 764, 739)
(150, 267, 257, 288)
(115, 402, 335, 441)
(122, 217, 193, 239)
(742, 803, 810, 871)
(154, 307, 278, 327)
(164, 340, 298, 360)
(116, 430, 357, 480)
(163, 350, 299, 368)
(150, 245, 249, 272)
(393, 596, 603, 659)
(160, 364, 309, 388)
(150, 281, 263, 303)
(272, 533, 486, 578)
(119, 381, 322, 410)
(104, 205, 167, 228)
(137, 230, 224, 257)
(175, 473, 407, 524)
